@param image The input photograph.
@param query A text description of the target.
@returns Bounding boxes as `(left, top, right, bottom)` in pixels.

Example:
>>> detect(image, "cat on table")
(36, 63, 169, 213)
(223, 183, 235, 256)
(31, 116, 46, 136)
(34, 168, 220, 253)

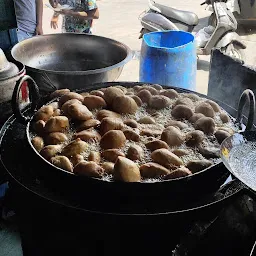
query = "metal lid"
(0, 48, 19, 80)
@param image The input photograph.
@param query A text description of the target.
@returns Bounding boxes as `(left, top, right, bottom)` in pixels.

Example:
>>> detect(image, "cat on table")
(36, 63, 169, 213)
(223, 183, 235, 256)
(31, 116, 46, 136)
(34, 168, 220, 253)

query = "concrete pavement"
(42, 0, 256, 95)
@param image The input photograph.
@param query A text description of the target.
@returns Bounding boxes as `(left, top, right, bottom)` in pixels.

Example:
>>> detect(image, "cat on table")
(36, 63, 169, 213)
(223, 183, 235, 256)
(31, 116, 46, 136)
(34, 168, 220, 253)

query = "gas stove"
(0, 180, 255, 256)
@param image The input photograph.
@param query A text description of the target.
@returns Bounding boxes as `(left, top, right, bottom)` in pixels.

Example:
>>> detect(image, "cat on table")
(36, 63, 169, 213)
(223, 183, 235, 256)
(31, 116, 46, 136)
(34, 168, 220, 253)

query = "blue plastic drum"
(139, 31, 196, 91)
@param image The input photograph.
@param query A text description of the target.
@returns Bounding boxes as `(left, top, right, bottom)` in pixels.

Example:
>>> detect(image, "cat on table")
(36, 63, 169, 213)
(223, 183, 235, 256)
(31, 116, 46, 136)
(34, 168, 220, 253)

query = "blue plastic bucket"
(139, 31, 196, 91)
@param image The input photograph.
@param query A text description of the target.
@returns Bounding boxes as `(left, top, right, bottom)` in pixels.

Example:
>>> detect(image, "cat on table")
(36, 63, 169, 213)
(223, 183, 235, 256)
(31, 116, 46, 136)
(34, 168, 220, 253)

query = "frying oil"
(31, 90, 237, 182)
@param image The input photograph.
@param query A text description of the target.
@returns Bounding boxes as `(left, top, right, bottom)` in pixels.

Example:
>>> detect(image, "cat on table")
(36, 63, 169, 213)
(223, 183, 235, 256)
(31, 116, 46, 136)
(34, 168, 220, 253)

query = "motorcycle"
(139, 0, 199, 35)
(139, 0, 246, 61)
(207, 0, 256, 27)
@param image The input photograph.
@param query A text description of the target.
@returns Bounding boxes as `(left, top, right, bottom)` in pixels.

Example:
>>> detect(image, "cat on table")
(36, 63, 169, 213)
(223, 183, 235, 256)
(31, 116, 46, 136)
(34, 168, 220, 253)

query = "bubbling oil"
(229, 141, 256, 190)
(30, 88, 238, 182)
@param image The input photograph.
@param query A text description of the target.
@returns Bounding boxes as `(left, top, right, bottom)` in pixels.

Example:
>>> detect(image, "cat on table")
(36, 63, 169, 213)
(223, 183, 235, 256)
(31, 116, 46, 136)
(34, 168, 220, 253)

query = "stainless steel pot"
(11, 33, 133, 95)
(0, 49, 25, 124)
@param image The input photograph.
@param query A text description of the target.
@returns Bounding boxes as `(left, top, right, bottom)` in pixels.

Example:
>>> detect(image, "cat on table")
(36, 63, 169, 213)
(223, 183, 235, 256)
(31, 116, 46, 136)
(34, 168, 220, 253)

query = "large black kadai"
(1, 81, 256, 256)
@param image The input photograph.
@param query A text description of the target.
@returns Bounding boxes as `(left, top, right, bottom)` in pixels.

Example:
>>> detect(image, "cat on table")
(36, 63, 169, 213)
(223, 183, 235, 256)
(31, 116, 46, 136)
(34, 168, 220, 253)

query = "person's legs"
(16, 29, 35, 42)
(82, 28, 92, 34)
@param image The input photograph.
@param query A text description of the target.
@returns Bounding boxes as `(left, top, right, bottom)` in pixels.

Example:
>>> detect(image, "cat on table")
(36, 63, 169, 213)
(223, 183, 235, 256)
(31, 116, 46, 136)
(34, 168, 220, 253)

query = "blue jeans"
(83, 28, 92, 34)
(17, 29, 35, 42)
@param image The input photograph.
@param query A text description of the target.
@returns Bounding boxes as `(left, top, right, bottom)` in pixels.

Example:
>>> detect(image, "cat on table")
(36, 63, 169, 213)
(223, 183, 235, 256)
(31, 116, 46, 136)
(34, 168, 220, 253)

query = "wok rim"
(26, 82, 235, 185)
(250, 241, 256, 256)
(0, 142, 241, 215)
(11, 33, 133, 75)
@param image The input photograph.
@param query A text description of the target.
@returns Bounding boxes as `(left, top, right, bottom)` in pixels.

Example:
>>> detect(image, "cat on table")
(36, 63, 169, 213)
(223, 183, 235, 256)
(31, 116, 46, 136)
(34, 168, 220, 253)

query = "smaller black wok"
(11, 76, 256, 207)
(220, 90, 256, 256)
(220, 89, 256, 196)
(221, 131, 256, 193)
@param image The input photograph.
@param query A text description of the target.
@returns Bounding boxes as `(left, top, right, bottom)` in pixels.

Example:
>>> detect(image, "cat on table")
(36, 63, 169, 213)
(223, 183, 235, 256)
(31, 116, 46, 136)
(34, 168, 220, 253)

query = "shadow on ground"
(197, 59, 210, 71)
(194, 16, 209, 33)
(237, 25, 256, 37)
